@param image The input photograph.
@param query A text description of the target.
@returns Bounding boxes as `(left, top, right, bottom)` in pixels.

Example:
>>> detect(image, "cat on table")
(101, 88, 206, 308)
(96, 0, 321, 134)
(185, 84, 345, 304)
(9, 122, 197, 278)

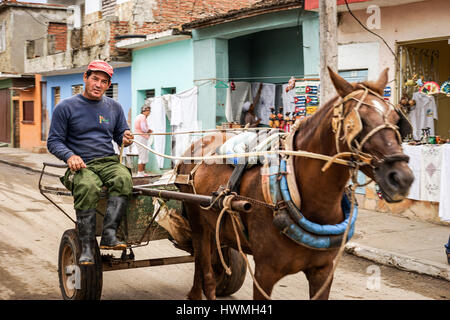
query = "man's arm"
(113, 103, 133, 147)
(47, 105, 75, 162)
(47, 104, 86, 171)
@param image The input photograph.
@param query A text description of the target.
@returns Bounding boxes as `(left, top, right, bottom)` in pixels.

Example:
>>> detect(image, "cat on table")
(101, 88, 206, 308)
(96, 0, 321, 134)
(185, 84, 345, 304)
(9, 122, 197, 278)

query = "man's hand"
(123, 130, 134, 147)
(67, 155, 86, 171)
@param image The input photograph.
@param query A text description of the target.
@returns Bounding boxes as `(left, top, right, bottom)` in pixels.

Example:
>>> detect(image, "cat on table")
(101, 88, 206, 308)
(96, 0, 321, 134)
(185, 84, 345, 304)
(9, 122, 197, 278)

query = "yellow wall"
(19, 75, 45, 151)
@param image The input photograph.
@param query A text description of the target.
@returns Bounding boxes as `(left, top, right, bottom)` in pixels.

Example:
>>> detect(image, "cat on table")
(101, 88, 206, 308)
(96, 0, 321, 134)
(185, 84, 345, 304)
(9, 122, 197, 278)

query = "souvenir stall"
(224, 77, 321, 132)
(381, 40, 450, 223)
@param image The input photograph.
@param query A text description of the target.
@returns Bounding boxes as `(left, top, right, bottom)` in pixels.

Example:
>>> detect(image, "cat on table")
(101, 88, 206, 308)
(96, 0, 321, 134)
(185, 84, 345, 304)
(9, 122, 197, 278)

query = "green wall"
(132, 39, 194, 170)
(191, 9, 319, 129)
(228, 27, 304, 84)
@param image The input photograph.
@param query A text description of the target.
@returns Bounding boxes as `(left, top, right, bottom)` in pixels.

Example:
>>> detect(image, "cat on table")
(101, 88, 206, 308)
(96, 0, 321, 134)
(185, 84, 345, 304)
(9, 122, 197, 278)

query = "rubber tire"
(213, 246, 247, 297)
(58, 229, 103, 300)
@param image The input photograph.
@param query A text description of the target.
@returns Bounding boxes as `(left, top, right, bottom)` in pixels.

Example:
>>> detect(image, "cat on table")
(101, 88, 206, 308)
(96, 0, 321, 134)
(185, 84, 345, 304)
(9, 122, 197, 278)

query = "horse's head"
(328, 67, 414, 203)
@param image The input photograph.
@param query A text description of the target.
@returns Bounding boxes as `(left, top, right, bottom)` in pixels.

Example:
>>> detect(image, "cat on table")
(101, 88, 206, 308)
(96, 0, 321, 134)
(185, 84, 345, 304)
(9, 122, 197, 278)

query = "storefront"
(336, 0, 450, 224)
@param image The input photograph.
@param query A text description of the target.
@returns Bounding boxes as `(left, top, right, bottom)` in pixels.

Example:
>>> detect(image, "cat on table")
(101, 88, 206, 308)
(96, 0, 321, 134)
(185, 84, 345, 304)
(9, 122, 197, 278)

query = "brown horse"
(176, 68, 414, 300)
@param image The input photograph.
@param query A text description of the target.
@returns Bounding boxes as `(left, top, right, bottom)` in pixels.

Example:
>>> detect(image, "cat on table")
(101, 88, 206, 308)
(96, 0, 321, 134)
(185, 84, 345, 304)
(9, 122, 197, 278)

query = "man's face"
(83, 71, 111, 100)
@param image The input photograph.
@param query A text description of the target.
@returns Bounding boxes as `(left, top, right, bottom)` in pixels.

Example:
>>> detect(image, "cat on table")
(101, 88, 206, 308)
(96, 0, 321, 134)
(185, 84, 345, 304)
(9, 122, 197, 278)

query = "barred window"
(105, 83, 119, 100)
(71, 84, 83, 95)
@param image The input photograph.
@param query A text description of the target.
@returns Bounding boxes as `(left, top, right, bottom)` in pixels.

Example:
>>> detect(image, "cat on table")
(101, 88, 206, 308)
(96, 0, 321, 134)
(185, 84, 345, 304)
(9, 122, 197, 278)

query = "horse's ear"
(327, 66, 354, 97)
(373, 68, 389, 95)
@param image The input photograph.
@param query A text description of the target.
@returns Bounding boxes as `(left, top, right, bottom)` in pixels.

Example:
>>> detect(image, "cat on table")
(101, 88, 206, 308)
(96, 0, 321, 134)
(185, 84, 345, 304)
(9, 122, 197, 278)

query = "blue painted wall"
(44, 66, 132, 122)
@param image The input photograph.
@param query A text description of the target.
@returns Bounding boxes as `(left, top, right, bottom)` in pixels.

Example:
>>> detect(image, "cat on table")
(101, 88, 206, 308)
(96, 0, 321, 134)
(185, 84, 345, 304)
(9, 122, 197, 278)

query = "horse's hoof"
(187, 291, 202, 300)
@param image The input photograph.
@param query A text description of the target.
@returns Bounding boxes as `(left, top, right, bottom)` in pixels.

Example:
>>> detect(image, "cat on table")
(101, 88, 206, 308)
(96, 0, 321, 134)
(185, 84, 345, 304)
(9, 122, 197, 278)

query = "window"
(0, 22, 5, 52)
(145, 89, 155, 99)
(41, 82, 47, 141)
(105, 83, 118, 100)
(52, 86, 60, 111)
(162, 87, 176, 95)
(22, 101, 34, 123)
(72, 84, 83, 95)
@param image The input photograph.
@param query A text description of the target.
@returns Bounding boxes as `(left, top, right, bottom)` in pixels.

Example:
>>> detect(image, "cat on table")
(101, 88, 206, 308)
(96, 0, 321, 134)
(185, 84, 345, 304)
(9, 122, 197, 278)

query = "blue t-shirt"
(47, 94, 129, 163)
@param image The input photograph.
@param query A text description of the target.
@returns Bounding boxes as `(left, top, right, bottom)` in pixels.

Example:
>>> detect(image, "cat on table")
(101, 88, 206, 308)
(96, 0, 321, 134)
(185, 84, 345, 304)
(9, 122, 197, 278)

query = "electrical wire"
(343, 0, 399, 69)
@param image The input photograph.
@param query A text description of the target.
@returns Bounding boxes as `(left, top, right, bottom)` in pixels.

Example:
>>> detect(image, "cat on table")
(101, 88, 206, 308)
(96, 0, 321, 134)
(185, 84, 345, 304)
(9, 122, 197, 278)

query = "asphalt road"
(0, 163, 448, 300)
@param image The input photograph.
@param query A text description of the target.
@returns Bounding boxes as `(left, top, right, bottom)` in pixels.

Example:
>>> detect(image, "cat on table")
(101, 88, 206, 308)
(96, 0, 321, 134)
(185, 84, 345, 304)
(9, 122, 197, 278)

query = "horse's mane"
(294, 80, 383, 145)
(294, 95, 339, 144)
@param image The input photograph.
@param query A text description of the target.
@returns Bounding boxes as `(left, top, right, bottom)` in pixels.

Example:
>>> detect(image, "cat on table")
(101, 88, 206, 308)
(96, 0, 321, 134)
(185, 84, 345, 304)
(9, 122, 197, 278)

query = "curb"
(345, 243, 450, 282)
(0, 159, 62, 178)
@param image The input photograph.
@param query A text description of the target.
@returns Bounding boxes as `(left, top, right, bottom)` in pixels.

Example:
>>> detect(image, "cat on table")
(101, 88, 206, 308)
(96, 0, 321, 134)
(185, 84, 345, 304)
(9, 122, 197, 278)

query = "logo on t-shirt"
(99, 115, 110, 124)
(426, 109, 434, 117)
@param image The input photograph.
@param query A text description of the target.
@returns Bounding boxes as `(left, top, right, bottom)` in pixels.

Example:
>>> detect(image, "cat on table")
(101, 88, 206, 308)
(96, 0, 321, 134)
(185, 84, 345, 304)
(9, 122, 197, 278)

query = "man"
(47, 60, 134, 265)
(241, 83, 263, 127)
(133, 105, 152, 177)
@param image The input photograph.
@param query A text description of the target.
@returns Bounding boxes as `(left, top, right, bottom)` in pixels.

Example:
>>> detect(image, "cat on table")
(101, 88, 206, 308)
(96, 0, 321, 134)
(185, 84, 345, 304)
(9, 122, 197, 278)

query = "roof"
(0, 1, 67, 11)
(182, 0, 304, 30)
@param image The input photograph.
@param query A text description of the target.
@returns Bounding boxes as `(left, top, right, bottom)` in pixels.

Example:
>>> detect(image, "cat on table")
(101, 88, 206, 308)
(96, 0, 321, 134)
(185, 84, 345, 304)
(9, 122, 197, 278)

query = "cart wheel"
(58, 229, 103, 300)
(213, 247, 247, 297)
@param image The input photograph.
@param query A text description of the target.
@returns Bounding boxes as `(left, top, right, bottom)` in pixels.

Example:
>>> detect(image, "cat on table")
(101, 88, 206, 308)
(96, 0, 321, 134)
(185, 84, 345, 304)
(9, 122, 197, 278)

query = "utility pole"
(319, 0, 338, 104)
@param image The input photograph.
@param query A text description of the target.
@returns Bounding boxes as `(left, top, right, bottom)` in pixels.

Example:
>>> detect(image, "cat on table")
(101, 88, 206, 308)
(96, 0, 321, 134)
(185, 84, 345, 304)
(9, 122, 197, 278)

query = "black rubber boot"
(76, 210, 97, 265)
(100, 196, 127, 250)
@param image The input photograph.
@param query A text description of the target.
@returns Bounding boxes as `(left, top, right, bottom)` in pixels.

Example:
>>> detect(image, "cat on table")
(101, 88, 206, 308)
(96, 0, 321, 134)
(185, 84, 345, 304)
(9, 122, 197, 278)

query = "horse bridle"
(331, 85, 411, 169)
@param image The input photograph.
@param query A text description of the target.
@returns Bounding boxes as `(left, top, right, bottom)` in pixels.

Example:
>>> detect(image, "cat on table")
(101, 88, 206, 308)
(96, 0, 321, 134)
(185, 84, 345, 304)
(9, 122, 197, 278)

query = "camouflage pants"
(61, 155, 132, 211)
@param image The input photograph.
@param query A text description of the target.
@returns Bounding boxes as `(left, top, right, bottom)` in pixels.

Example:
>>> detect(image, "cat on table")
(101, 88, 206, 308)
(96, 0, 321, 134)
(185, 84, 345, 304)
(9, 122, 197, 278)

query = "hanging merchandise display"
(400, 47, 440, 98)
(294, 79, 320, 120)
(419, 81, 440, 95)
(409, 91, 438, 141)
(440, 80, 450, 96)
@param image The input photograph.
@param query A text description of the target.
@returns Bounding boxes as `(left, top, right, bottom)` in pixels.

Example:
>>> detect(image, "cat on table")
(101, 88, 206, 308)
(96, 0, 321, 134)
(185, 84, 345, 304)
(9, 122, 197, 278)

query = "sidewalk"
(0, 146, 449, 281)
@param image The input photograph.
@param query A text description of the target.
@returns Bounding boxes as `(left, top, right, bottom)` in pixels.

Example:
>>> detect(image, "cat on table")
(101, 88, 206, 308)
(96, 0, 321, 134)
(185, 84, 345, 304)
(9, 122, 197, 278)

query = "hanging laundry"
(169, 87, 199, 162)
(410, 92, 438, 140)
(251, 82, 275, 125)
(147, 97, 167, 169)
(225, 82, 253, 123)
(282, 83, 296, 115)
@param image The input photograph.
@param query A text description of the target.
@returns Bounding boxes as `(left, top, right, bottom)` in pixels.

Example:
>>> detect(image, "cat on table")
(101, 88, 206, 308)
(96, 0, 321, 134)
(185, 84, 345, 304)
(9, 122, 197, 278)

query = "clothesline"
(194, 75, 320, 82)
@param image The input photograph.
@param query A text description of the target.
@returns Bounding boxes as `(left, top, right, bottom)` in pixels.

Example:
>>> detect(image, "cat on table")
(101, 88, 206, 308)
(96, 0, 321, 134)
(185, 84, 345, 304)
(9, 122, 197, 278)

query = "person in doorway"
(134, 105, 152, 177)
(47, 60, 134, 265)
(241, 83, 263, 127)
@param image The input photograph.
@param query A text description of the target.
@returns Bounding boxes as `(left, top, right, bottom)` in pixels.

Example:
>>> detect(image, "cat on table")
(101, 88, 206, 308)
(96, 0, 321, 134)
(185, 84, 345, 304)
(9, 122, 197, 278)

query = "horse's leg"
(252, 261, 284, 300)
(187, 233, 204, 300)
(185, 205, 216, 300)
(199, 229, 216, 300)
(304, 263, 334, 300)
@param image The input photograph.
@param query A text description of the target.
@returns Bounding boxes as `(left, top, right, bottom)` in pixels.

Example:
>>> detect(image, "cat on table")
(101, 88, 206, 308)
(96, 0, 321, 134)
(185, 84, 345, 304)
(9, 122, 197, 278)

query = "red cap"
(87, 60, 114, 78)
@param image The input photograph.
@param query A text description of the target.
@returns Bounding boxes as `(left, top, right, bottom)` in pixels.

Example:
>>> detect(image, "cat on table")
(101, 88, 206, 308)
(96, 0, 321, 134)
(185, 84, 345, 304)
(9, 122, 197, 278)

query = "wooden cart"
(39, 162, 249, 300)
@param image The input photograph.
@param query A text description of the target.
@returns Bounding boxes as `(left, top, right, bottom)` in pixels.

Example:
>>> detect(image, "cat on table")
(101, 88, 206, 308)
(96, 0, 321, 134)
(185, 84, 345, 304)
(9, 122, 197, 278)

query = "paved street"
(0, 162, 448, 300)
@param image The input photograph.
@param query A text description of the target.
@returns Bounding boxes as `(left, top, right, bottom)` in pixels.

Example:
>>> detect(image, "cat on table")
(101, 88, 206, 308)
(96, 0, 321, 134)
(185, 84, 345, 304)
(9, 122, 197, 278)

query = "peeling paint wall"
(0, 6, 67, 74)
(132, 0, 157, 27)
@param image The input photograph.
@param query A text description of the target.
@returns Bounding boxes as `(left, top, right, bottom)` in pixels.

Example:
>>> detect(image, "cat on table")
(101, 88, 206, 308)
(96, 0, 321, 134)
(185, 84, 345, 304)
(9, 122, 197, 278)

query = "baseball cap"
(87, 60, 114, 78)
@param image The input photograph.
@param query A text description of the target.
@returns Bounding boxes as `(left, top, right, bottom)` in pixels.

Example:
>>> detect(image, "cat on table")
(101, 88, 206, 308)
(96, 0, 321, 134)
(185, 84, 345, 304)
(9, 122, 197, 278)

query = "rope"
(132, 127, 276, 136)
(131, 139, 365, 169)
(311, 171, 359, 300)
(214, 194, 272, 300)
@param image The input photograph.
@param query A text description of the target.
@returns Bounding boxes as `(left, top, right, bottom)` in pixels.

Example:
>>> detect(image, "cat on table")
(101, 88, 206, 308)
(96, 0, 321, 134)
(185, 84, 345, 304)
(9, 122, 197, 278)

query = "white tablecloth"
(402, 143, 450, 222)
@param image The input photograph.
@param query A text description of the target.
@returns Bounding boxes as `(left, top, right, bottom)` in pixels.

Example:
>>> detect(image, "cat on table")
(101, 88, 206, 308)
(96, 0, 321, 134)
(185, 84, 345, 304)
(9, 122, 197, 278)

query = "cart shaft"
(102, 255, 194, 271)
